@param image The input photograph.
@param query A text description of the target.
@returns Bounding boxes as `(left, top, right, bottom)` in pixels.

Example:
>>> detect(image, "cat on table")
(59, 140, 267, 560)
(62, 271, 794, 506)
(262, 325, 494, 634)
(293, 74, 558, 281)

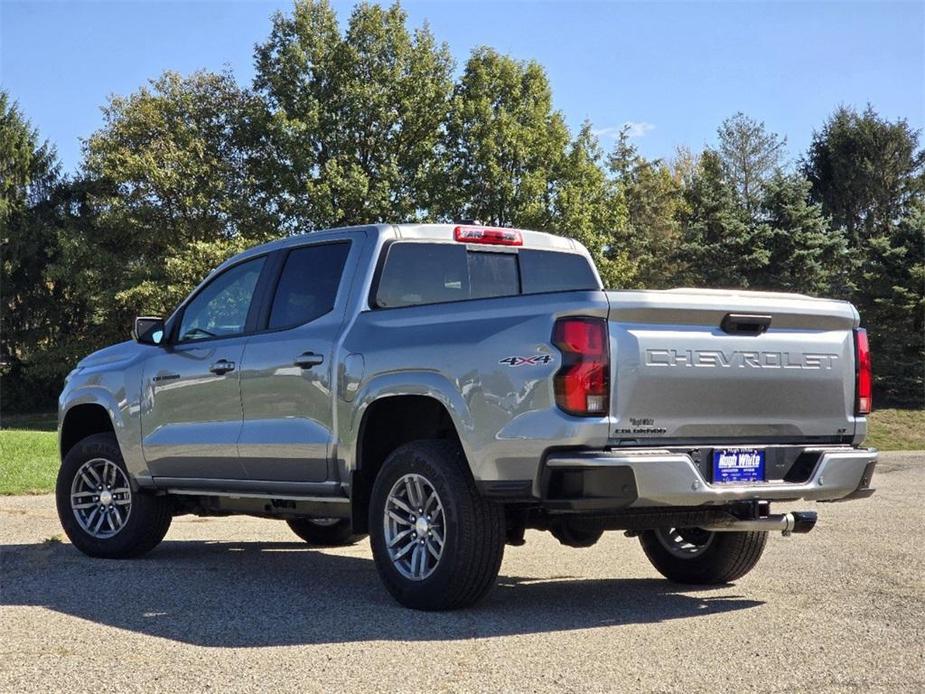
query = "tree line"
(2, 0, 923, 412)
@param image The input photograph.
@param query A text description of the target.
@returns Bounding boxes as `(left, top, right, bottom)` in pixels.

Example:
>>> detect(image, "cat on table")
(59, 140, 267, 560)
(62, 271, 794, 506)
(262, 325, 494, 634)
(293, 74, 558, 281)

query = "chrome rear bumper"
(544, 447, 878, 507)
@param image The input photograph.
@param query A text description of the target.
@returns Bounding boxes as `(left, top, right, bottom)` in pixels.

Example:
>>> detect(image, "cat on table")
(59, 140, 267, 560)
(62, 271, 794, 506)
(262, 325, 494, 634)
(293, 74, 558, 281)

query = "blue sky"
(2, 1, 923, 173)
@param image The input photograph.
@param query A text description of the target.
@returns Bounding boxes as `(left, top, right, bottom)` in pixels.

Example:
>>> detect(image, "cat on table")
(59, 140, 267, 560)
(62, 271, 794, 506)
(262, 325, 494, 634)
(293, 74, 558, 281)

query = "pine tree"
(717, 112, 786, 217)
(752, 172, 850, 295)
(677, 150, 770, 288)
(803, 106, 925, 405)
(552, 121, 632, 288)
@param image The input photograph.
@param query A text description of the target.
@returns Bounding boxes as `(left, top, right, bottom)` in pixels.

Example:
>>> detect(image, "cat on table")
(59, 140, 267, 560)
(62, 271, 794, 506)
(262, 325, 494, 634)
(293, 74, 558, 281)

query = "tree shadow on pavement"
(0, 539, 764, 647)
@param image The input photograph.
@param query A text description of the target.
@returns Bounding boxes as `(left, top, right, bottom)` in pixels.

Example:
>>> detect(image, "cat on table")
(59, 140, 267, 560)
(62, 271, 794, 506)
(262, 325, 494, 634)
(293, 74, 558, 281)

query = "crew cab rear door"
(236, 235, 358, 483)
(606, 289, 861, 445)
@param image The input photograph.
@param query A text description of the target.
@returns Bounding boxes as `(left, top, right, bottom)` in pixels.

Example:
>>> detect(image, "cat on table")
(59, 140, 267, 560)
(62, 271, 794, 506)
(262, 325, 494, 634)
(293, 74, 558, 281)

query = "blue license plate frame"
(712, 448, 766, 484)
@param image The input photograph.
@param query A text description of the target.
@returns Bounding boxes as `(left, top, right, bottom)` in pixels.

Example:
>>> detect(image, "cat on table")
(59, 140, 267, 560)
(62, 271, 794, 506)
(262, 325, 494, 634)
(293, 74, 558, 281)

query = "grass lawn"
(0, 408, 922, 495)
(865, 408, 925, 451)
(0, 428, 58, 495)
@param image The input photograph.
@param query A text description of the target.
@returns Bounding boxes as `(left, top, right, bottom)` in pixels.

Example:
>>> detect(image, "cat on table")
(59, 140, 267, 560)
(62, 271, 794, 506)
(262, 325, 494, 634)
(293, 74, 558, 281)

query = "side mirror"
(133, 316, 166, 346)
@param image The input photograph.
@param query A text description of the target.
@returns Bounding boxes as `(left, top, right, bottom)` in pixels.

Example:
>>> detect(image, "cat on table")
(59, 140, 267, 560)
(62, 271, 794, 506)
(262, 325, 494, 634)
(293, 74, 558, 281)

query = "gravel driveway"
(2, 451, 923, 693)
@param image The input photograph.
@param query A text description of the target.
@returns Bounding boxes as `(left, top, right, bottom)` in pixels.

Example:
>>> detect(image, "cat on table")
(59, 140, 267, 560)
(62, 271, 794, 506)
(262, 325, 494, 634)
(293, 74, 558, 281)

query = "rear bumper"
(543, 447, 878, 509)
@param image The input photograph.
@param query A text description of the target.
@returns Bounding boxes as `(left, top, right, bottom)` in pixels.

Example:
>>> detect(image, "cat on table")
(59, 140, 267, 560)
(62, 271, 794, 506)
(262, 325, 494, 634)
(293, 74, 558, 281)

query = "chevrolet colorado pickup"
(56, 223, 878, 610)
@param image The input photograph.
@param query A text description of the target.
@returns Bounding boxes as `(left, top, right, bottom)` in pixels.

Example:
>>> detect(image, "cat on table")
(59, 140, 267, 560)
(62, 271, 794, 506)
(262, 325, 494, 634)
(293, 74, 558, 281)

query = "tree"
(675, 151, 770, 288)
(0, 91, 70, 412)
(551, 121, 631, 287)
(803, 106, 925, 405)
(437, 47, 570, 227)
(751, 172, 849, 295)
(253, 0, 454, 229)
(607, 129, 686, 288)
(859, 200, 925, 406)
(717, 112, 786, 216)
(803, 105, 925, 247)
(58, 70, 268, 349)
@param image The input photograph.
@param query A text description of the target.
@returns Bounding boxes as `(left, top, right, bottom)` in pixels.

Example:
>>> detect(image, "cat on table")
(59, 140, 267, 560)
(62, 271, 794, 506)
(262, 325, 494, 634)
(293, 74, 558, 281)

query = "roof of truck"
(223, 223, 586, 269)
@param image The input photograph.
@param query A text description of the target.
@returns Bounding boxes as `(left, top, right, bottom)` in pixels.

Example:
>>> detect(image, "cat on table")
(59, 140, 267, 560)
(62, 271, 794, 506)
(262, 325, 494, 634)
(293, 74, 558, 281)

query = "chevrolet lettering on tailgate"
(645, 349, 839, 369)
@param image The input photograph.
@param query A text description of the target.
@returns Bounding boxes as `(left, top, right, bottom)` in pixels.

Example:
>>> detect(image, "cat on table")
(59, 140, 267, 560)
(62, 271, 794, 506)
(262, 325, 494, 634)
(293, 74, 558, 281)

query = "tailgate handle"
(720, 313, 772, 336)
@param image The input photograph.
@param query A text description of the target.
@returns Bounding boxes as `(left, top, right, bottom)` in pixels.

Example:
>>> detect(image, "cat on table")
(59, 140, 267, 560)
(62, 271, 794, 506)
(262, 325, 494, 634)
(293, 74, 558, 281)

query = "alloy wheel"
(70, 458, 132, 539)
(383, 473, 445, 580)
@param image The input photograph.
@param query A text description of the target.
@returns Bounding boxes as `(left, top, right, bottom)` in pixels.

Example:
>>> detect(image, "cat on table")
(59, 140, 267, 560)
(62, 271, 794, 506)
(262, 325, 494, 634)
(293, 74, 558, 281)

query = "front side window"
(178, 256, 265, 342)
(268, 242, 351, 329)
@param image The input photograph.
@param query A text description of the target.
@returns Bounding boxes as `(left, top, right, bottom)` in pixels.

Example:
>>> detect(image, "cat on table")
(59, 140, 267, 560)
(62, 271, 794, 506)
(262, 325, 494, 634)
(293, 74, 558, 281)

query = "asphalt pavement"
(1, 451, 923, 693)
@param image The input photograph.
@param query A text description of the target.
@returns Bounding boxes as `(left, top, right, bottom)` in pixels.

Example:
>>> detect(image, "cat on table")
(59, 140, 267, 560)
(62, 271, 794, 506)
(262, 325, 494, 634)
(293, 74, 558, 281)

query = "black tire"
(56, 432, 173, 559)
(639, 527, 768, 584)
(286, 518, 362, 546)
(369, 440, 505, 611)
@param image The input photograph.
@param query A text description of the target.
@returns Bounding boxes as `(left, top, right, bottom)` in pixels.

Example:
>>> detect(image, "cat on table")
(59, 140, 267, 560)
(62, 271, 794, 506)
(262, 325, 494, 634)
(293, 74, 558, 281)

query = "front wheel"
(639, 527, 767, 584)
(286, 517, 361, 546)
(56, 433, 173, 558)
(369, 440, 505, 610)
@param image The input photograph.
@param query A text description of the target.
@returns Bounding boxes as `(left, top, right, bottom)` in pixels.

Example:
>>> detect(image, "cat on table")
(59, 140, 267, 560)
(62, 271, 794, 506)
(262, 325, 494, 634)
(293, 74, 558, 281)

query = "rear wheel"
(639, 526, 767, 584)
(286, 518, 361, 546)
(56, 433, 172, 558)
(369, 440, 505, 610)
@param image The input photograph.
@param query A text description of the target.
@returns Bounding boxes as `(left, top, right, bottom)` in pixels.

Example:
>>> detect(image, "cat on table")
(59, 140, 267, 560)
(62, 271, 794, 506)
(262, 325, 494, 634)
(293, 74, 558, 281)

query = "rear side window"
(375, 244, 469, 308)
(374, 242, 598, 308)
(519, 249, 599, 294)
(268, 242, 350, 329)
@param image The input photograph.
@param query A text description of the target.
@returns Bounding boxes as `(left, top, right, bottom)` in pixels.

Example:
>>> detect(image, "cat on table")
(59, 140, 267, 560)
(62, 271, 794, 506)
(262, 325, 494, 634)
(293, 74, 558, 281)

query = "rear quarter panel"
(338, 291, 612, 486)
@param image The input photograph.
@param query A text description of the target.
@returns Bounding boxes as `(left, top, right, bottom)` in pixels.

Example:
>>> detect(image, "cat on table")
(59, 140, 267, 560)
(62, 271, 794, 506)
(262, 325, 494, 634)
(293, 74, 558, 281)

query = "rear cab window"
(373, 242, 598, 309)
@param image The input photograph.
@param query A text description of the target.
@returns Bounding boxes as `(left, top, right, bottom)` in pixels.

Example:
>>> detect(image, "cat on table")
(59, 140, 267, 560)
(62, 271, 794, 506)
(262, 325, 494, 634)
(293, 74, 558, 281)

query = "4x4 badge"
(499, 354, 553, 367)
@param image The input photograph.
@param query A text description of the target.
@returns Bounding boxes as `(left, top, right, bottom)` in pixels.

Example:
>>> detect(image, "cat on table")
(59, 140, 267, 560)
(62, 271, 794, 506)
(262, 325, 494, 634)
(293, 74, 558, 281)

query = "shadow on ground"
(1, 539, 763, 646)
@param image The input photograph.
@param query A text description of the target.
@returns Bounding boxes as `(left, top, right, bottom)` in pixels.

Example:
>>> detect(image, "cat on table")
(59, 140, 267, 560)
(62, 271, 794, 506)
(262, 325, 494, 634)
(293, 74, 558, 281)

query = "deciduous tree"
(57, 70, 267, 348)
(253, 0, 453, 229)
(437, 47, 569, 227)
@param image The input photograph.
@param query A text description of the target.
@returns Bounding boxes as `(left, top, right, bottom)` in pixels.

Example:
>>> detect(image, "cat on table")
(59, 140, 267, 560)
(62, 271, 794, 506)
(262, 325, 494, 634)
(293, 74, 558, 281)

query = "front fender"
(59, 383, 149, 485)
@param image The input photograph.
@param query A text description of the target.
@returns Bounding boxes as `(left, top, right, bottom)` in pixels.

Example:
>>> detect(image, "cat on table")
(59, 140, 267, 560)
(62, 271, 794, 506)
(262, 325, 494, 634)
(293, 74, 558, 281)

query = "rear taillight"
(453, 225, 523, 246)
(854, 328, 872, 415)
(552, 317, 609, 416)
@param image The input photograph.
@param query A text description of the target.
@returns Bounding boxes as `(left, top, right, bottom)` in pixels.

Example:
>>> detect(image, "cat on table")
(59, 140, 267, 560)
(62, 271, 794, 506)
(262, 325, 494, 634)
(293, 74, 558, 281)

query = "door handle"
(294, 352, 324, 369)
(209, 359, 236, 375)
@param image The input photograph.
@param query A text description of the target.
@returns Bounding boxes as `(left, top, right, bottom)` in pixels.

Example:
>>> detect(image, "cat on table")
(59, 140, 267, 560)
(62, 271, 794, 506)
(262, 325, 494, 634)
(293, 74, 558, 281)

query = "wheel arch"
(349, 387, 470, 534)
(60, 402, 117, 459)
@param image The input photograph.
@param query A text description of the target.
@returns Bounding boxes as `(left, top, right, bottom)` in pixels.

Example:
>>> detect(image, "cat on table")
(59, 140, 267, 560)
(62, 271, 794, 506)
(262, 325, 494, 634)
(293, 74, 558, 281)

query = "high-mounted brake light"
(854, 328, 872, 415)
(453, 226, 523, 246)
(552, 317, 609, 416)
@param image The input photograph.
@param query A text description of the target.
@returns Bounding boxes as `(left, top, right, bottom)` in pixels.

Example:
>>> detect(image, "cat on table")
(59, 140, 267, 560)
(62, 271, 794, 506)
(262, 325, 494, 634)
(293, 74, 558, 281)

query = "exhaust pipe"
(700, 511, 817, 536)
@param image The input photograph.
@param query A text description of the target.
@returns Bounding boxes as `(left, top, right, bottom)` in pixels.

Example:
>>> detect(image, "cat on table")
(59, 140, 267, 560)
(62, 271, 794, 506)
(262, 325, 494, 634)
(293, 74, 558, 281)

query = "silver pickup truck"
(56, 223, 877, 610)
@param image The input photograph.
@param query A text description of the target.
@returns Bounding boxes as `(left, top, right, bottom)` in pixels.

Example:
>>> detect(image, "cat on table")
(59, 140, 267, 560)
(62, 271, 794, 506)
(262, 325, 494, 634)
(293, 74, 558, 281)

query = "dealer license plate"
(712, 448, 765, 484)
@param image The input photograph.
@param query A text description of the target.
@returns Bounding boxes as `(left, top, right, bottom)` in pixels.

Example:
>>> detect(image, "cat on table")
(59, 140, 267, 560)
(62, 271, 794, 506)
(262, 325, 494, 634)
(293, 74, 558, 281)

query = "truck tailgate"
(606, 288, 861, 444)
